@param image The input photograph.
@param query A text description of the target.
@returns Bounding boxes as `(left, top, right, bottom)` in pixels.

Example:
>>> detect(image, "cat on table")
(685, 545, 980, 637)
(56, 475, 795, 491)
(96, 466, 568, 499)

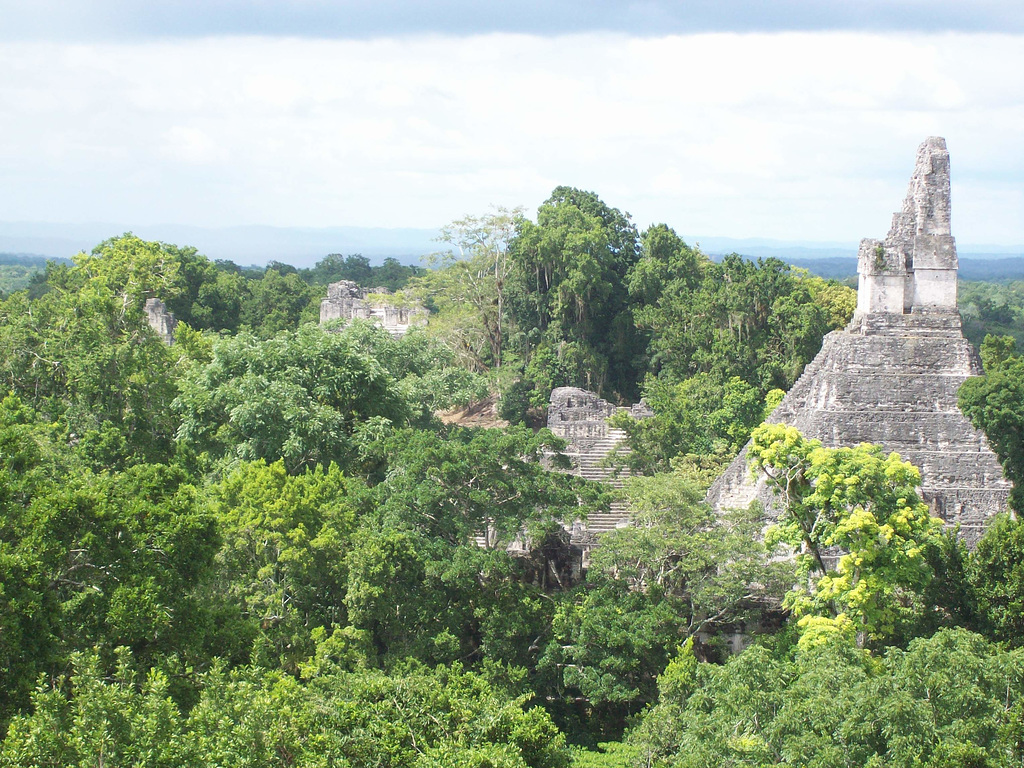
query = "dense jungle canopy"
(1, 189, 1024, 767)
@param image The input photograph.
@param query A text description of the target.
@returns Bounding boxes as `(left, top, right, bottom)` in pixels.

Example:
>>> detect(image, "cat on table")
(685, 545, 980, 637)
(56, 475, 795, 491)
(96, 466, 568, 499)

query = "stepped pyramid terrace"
(706, 137, 1011, 544)
(545, 387, 652, 546)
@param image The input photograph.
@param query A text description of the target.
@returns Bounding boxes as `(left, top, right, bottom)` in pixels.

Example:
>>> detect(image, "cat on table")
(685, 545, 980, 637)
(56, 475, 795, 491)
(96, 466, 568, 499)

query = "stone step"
(573, 515, 631, 533)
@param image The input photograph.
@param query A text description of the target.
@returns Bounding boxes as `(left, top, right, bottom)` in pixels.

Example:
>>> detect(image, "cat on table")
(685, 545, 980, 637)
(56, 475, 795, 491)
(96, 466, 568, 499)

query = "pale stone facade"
(319, 280, 428, 337)
(546, 387, 653, 544)
(144, 297, 177, 344)
(854, 136, 958, 320)
(707, 137, 1011, 544)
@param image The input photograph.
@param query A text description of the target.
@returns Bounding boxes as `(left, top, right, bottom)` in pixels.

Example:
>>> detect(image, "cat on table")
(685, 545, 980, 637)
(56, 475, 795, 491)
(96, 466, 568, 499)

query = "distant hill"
(0, 222, 439, 267)
(704, 243, 1024, 282)
(775, 256, 1024, 282)
(0, 252, 69, 267)
(2, 223, 1022, 279)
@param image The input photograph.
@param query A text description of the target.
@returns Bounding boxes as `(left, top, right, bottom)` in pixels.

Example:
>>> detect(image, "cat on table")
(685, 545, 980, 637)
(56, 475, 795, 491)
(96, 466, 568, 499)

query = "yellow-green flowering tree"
(749, 423, 944, 643)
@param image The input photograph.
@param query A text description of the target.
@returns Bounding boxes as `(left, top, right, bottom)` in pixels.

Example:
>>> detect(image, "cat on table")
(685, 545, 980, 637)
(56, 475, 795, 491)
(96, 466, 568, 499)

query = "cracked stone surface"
(706, 138, 1011, 544)
(320, 280, 427, 337)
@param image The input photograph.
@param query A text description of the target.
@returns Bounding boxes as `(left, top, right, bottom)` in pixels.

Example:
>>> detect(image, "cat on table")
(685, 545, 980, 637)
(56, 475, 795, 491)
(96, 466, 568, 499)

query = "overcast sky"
(1, 1, 1022, 245)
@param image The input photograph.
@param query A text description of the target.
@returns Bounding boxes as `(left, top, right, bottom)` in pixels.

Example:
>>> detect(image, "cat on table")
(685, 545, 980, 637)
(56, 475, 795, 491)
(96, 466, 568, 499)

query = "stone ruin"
(319, 280, 428, 337)
(144, 298, 177, 344)
(706, 137, 1011, 544)
(853, 136, 957, 323)
(475, 387, 650, 576)
(546, 387, 653, 544)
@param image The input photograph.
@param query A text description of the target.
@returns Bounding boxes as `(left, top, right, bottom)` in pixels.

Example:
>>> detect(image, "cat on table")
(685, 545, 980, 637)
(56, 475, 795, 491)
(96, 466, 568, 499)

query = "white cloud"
(0, 31, 1021, 244)
(161, 126, 221, 164)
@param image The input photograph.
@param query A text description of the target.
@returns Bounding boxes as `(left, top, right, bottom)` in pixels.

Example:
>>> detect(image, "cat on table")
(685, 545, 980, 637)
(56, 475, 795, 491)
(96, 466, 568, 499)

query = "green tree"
(374, 426, 591, 547)
(416, 207, 521, 372)
(750, 424, 944, 643)
(629, 627, 1024, 768)
(2, 656, 571, 768)
(174, 324, 410, 473)
(209, 459, 366, 670)
(538, 469, 786, 737)
(238, 266, 320, 336)
(0, 407, 218, 723)
(73, 233, 184, 313)
(969, 513, 1024, 646)
(609, 374, 775, 474)
(0, 651, 189, 768)
(959, 334, 1024, 511)
(629, 247, 847, 392)
(328, 320, 490, 426)
(345, 426, 601, 668)
(0, 250, 180, 465)
(306, 253, 374, 285)
(508, 188, 642, 400)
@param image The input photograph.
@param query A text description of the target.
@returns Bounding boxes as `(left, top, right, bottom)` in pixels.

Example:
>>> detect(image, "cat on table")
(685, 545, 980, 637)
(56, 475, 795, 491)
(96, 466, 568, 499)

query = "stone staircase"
(472, 390, 649, 552)
(558, 428, 631, 535)
(706, 307, 1011, 545)
(545, 389, 654, 542)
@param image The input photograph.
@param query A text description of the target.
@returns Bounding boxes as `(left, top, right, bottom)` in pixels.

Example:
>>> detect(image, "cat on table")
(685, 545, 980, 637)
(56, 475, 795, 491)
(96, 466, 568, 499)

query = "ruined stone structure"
(706, 137, 1011, 544)
(319, 280, 427, 337)
(144, 298, 177, 344)
(546, 387, 653, 544)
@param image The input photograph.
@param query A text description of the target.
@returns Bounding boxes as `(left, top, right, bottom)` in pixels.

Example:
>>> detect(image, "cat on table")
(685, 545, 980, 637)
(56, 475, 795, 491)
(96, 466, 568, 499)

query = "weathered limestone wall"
(320, 280, 428, 337)
(855, 136, 958, 319)
(708, 138, 1011, 545)
(546, 387, 653, 545)
(144, 298, 177, 344)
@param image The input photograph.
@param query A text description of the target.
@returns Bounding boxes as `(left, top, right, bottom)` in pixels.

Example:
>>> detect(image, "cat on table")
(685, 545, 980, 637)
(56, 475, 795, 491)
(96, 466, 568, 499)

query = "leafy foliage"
(175, 324, 410, 473)
(209, 460, 365, 670)
(1, 209, 1021, 762)
(537, 470, 787, 738)
(969, 513, 1024, 646)
(0, 654, 571, 768)
(0, 251, 180, 465)
(959, 280, 1024, 347)
(304, 253, 424, 291)
(0, 405, 218, 718)
(629, 249, 848, 392)
(327, 320, 491, 425)
(630, 628, 1024, 767)
(508, 188, 643, 401)
(959, 334, 1024, 511)
(750, 424, 944, 642)
(414, 208, 521, 373)
(609, 374, 778, 474)
(346, 426, 601, 667)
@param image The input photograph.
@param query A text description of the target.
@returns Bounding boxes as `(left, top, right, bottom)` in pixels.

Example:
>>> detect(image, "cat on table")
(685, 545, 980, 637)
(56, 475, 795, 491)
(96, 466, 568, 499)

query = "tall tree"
(750, 424, 944, 643)
(420, 207, 522, 372)
(209, 460, 365, 670)
(538, 468, 787, 736)
(174, 325, 409, 473)
(508, 188, 642, 400)
(0, 237, 182, 465)
(959, 334, 1024, 511)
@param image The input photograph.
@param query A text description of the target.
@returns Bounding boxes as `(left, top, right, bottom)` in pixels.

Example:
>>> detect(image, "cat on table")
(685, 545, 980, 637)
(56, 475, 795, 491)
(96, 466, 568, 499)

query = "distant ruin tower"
(144, 297, 177, 344)
(320, 280, 428, 338)
(854, 136, 958, 322)
(706, 137, 1011, 543)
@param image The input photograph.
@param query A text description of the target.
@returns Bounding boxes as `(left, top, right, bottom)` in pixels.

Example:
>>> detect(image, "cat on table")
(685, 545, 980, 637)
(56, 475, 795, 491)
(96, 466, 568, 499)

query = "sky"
(1, 1, 1022, 248)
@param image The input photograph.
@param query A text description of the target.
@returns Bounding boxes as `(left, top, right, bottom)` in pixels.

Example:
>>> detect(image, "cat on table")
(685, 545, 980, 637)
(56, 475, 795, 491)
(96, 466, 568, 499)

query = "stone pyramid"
(706, 137, 1011, 544)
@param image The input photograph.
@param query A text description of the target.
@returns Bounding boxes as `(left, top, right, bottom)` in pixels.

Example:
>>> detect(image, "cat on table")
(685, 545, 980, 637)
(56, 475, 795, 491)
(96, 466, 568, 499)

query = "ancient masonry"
(546, 387, 653, 544)
(320, 280, 428, 337)
(706, 137, 1011, 544)
(144, 298, 177, 344)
